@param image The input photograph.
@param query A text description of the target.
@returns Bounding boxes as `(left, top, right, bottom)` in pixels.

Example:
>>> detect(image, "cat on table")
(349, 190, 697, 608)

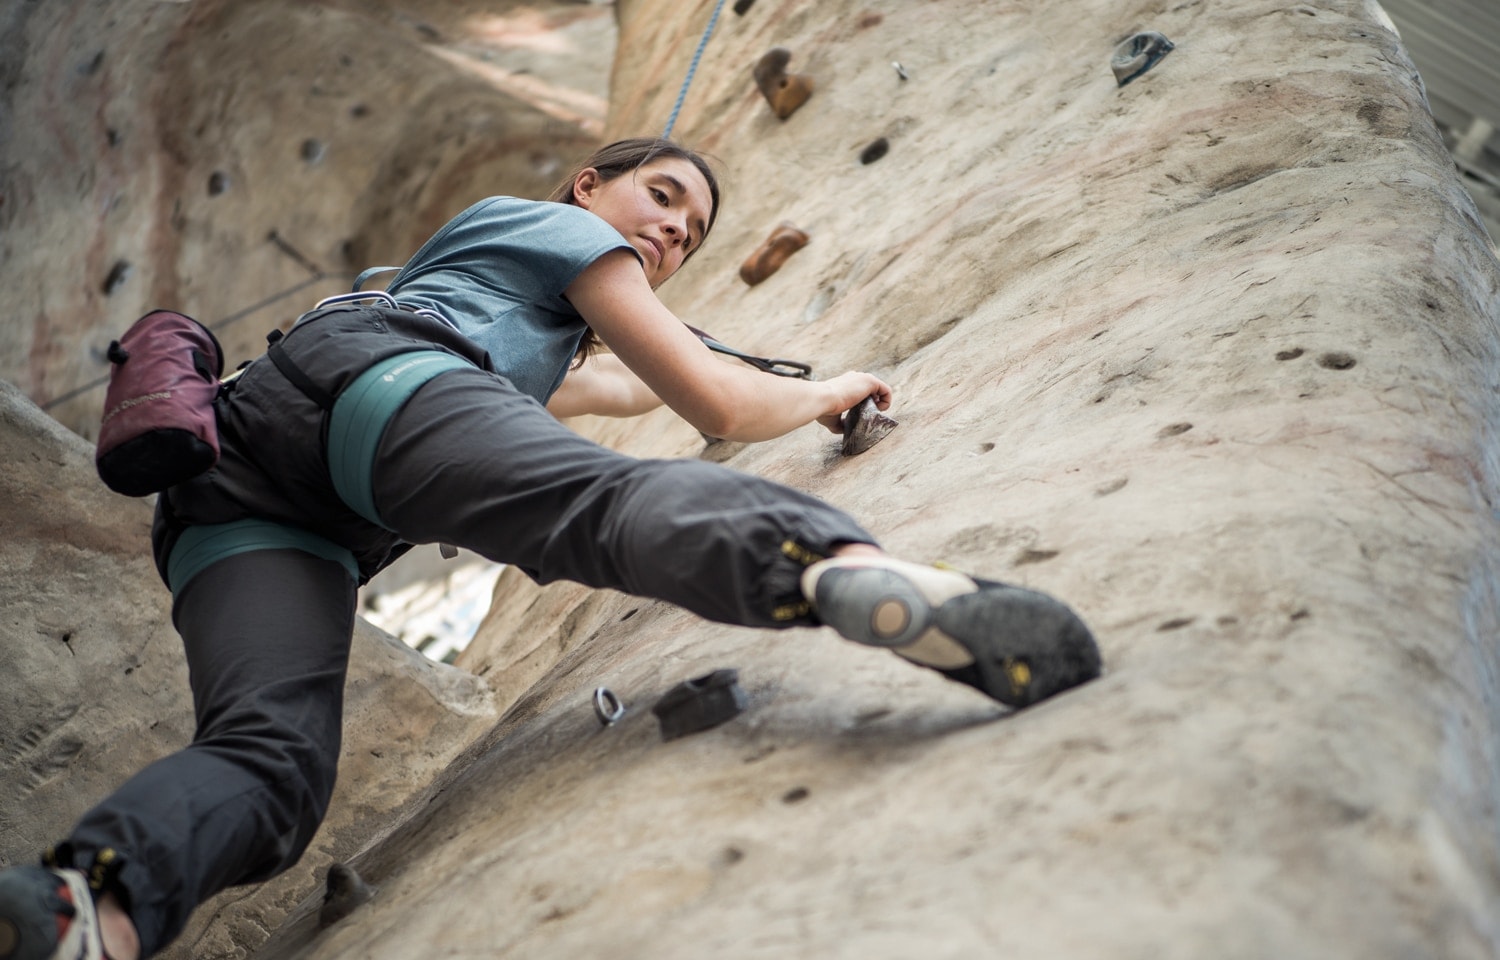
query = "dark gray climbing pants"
(63, 304, 876, 957)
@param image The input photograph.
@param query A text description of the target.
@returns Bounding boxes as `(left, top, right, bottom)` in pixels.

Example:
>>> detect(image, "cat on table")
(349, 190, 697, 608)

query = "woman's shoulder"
(461, 196, 599, 228)
(449, 197, 627, 253)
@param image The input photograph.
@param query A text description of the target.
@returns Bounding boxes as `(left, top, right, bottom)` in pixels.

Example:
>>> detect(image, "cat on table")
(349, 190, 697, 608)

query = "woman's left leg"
(368, 367, 1100, 708)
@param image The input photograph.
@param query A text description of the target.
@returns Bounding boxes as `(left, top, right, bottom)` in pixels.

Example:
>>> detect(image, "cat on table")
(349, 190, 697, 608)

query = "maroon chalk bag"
(96, 309, 225, 497)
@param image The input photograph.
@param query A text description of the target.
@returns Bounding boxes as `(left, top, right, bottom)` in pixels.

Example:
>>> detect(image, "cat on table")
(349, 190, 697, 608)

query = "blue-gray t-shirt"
(382, 197, 639, 403)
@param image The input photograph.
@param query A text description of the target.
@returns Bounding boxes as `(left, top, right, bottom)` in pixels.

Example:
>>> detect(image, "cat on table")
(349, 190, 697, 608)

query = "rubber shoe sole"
(0, 867, 103, 960)
(804, 559, 1101, 708)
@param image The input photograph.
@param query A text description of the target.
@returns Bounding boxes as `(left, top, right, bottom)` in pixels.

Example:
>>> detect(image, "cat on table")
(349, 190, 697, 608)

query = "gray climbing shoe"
(802, 557, 1101, 707)
(0, 866, 104, 960)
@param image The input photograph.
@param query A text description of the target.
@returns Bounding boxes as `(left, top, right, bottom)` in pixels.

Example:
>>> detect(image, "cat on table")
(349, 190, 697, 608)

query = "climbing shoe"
(802, 557, 1101, 708)
(0, 866, 104, 960)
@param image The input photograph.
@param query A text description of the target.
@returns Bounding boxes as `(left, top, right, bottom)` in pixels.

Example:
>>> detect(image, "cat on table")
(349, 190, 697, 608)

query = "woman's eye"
(651, 188, 667, 204)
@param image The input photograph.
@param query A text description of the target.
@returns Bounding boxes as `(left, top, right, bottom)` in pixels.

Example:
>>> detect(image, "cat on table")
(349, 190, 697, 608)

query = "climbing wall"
(0, 0, 608, 441)
(4, 0, 1499, 956)
(292, 0, 1499, 958)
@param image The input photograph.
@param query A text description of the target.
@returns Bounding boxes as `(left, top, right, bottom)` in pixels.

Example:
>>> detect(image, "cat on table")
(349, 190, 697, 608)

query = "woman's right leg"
(370, 366, 876, 629)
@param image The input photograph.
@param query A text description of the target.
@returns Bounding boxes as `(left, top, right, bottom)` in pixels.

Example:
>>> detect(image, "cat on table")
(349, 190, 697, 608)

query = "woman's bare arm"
(563, 250, 890, 441)
(547, 353, 665, 419)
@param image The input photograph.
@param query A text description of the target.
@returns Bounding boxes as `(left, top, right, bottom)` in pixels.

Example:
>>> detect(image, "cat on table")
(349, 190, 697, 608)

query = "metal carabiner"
(593, 686, 626, 726)
(760, 358, 814, 379)
(311, 290, 400, 311)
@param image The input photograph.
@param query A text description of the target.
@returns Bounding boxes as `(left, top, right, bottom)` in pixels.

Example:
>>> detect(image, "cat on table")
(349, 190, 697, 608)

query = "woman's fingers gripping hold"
(817, 372, 893, 434)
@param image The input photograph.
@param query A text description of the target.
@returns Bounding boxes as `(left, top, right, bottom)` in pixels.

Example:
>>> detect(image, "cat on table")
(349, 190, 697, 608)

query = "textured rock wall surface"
(0, 381, 497, 960)
(441, 0, 1499, 957)
(0, 0, 610, 437)
(5, 0, 1500, 958)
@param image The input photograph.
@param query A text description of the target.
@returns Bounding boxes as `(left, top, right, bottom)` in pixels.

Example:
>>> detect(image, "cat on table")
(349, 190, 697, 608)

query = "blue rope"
(662, 0, 729, 139)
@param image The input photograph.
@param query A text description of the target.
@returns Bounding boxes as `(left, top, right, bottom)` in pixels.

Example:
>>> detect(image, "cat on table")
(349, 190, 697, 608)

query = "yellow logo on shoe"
(1004, 658, 1031, 696)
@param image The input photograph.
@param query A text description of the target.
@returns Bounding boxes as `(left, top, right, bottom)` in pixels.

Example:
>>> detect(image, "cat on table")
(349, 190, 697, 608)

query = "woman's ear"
(573, 167, 601, 208)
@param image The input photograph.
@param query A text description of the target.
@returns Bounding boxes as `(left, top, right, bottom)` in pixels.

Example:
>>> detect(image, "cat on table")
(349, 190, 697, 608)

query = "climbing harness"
(307, 288, 454, 329)
(351, 269, 812, 379)
(325, 350, 472, 527)
(261, 327, 471, 529)
(661, 0, 729, 139)
(166, 518, 359, 595)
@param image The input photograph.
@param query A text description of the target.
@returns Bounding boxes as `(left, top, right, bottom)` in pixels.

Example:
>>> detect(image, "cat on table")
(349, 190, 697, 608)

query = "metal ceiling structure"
(1378, 0, 1500, 240)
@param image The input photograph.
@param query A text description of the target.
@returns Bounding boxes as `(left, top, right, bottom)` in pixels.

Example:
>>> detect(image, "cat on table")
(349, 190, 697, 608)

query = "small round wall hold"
(593, 686, 626, 725)
(1112, 31, 1174, 86)
(319, 863, 375, 927)
(102, 260, 132, 296)
(859, 138, 889, 165)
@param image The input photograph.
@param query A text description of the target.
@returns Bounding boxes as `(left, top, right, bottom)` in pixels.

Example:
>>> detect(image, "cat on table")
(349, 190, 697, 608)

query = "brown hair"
(550, 138, 722, 367)
(549, 137, 721, 243)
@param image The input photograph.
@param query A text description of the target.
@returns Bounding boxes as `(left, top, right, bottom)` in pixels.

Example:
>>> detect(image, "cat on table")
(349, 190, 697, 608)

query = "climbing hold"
(892, 61, 909, 81)
(1317, 351, 1356, 370)
(1112, 32, 1174, 86)
(652, 669, 748, 741)
(101, 260, 132, 296)
(733, 0, 755, 14)
(300, 138, 326, 164)
(593, 686, 626, 726)
(739, 222, 809, 286)
(319, 863, 375, 927)
(860, 137, 889, 165)
(841, 396, 898, 456)
(753, 47, 814, 120)
(207, 171, 230, 196)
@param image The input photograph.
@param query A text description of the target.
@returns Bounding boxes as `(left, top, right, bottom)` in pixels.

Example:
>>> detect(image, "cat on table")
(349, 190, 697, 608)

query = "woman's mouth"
(643, 236, 664, 265)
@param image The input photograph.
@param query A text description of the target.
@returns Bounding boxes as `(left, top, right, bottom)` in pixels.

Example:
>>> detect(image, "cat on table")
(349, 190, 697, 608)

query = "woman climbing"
(0, 137, 1100, 960)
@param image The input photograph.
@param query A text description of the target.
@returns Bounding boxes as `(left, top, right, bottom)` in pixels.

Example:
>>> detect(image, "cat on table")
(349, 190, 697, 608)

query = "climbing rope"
(662, 0, 728, 139)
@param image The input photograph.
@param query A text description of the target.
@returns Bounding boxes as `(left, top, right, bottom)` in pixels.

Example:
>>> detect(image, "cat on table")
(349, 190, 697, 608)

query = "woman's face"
(573, 157, 714, 288)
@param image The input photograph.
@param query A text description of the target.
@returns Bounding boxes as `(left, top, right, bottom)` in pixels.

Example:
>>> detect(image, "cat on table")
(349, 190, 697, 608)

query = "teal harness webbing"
(167, 519, 359, 594)
(326, 350, 470, 528)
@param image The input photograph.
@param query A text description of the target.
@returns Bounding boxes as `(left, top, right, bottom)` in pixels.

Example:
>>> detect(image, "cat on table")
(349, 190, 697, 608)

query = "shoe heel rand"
(53, 870, 104, 960)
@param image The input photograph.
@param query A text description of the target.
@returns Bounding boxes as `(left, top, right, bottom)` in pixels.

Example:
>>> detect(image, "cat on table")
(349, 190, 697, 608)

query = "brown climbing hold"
(739, 222, 809, 286)
(753, 47, 814, 120)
